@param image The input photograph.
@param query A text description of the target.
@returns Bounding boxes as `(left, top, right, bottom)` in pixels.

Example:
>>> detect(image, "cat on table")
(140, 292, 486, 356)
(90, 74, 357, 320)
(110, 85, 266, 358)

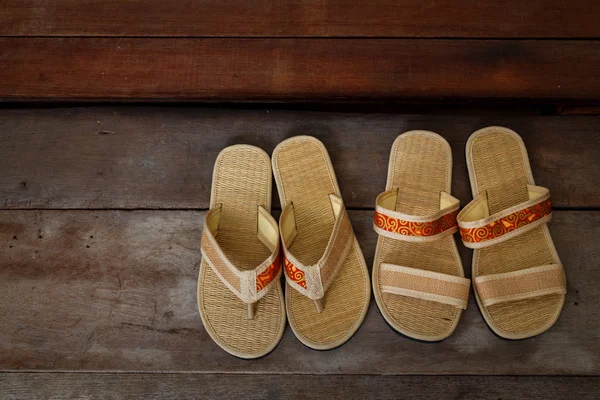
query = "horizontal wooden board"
(1, 374, 599, 399)
(2, 39, 600, 101)
(1, 108, 599, 209)
(2, 1, 599, 38)
(0, 209, 597, 374)
(557, 106, 600, 115)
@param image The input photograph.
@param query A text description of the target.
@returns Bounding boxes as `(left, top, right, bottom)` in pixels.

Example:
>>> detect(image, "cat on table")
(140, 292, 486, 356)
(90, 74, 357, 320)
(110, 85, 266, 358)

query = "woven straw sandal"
(272, 136, 370, 350)
(198, 145, 286, 359)
(457, 127, 566, 340)
(372, 131, 470, 342)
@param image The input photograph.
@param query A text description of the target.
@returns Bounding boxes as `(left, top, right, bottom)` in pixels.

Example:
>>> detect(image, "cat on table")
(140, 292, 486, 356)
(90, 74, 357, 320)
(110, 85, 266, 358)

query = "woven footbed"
(468, 127, 564, 339)
(373, 131, 465, 341)
(198, 145, 285, 359)
(272, 136, 370, 350)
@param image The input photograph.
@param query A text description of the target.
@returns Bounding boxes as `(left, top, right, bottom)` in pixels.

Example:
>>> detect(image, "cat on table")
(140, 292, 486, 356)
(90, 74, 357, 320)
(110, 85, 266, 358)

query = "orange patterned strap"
(474, 264, 566, 307)
(457, 185, 552, 249)
(280, 194, 354, 300)
(380, 264, 470, 309)
(200, 205, 282, 304)
(373, 188, 460, 242)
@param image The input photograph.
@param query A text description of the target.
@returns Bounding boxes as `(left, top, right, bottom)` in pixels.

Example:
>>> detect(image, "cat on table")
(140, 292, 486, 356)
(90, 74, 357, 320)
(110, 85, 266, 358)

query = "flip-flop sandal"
(272, 136, 370, 350)
(198, 145, 286, 359)
(372, 131, 470, 341)
(457, 126, 566, 339)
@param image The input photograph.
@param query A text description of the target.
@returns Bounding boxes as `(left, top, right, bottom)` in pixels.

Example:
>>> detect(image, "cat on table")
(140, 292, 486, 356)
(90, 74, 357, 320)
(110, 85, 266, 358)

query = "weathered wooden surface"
(1, 374, 599, 399)
(1, 108, 599, 210)
(2, 39, 600, 101)
(0, 209, 597, 374)
(2, 1, 598, 38)
(1, 0, 598, 394)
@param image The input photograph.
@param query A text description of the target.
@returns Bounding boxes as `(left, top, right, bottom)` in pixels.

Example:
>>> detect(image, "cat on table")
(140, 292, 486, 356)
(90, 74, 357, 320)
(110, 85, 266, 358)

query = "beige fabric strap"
(280, 194, 354, 301)
(373, 188, 460, 243)
(474, 264, 566, 307)
(200, 204, 281, 305)
(457, 185, 552, 249)
(380, 263, 470, 309)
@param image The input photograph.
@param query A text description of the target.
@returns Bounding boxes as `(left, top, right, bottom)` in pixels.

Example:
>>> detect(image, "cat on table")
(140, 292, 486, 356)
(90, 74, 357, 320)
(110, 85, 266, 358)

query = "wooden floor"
(1, 2, 600, 399)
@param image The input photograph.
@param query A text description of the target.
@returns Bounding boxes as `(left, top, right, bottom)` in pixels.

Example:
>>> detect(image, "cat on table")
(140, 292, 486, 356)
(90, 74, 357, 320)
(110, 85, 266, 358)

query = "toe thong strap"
(280, 194, 354, 310)
(458, 185, 552, 249)
(200, 204, 282, 317)
(474, 264, 566, 307)
(373, 188, 460, 242)
(380, 264, 471, 310)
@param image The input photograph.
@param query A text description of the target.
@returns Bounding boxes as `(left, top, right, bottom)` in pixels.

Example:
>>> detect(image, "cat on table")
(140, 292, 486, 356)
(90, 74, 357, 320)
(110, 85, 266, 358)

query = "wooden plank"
(2, 1, 599, 38)
(1, 374, 599, 399)
(1, 108, 599, 210)
(0, 209, 597, 374)
(1, 39, 600, 101)
(557, 106, 600, 115)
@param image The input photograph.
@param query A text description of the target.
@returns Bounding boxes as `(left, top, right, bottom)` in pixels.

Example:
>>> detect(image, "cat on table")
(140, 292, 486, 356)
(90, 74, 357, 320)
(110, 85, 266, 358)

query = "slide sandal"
(198, 145, 285, 358)
(272, 136, 370, 350)
(458, 126, 566, 339)
(372, 131, 470, 341)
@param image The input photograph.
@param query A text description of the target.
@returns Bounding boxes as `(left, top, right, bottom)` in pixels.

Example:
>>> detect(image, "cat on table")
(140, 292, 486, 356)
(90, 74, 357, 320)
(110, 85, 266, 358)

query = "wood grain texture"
(1, 374, 599, 399)
(0, 209, 597, 374)
(1, 1, 599, 38)
(1, 108, 599, 210)
(1, 39, 600, 101)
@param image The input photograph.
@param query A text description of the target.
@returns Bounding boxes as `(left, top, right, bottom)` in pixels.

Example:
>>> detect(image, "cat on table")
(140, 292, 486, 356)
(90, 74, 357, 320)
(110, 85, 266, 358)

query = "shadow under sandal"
(458, 126, 566, 339)
(198, 145, 286, 359)
(272, 136, 370, 350)
(372, 131, 470, 341)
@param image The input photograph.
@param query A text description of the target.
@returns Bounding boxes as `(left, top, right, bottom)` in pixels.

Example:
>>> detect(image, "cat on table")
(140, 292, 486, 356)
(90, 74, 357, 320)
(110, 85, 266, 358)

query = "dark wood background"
(1, 1, 599, 399)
